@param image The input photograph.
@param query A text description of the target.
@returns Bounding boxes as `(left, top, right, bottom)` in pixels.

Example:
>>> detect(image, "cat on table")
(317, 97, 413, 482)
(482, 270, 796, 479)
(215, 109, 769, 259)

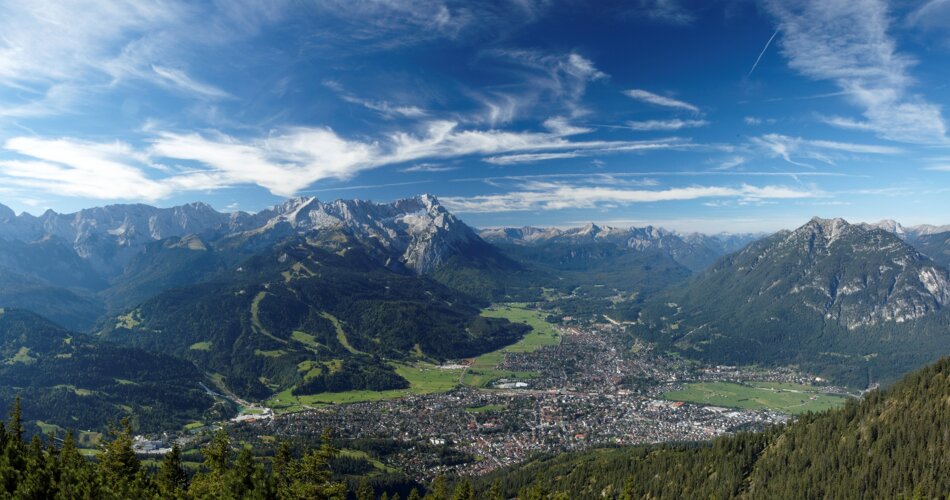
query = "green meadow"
(663, 381, 849, 415)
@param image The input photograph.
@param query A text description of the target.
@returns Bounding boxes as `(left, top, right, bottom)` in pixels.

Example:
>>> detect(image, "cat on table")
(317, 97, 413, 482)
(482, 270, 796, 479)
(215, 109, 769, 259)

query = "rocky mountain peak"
(0, 203, 14, 221)
(732, 218, 950, 329)
(792, 217, 858, 248)
(248, 195, 479, 273)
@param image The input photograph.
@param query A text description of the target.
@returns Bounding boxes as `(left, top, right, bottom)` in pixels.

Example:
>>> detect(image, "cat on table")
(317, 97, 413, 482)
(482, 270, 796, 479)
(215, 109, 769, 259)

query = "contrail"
(748, 29, 779, 76)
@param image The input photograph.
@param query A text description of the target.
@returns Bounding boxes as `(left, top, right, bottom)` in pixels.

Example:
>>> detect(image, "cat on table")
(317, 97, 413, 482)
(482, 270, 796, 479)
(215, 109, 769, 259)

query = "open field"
(322, 312, 362, 354)
(339, 449, 399, 474)
(463, 304, 560, 387)
(662, 381, 849, 415)
(266, 362, 464, 413)
(189, 341, 212, 351)
(265, 304, 558, 411)
(465, 404, 505, 413)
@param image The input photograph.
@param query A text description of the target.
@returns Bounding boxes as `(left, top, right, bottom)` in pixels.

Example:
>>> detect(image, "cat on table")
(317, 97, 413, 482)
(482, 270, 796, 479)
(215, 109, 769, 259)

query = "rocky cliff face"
(0, 202, 233, 274)
(0, 195, 483, 276)
(717, 217, 950, 329)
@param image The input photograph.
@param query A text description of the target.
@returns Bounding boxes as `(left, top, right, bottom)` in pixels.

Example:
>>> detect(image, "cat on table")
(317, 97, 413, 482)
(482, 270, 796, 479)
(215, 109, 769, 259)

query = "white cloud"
(907, 0, 950, 39)
(441, 181, 820, 213)
(752, 133, 901, 167)
(149, 129, 379, 197)
(543, 116, 592, 136)
(623, 89, 700, 113)
(484, 152, 585, 165)
(479, 50, 607, 121)
(0, 137, 171, 200)
(0, 1, 288, 118)
(626, 119, 709, 131)
(715, 156, 747, 170)
(0, 120, 697, 200)
(151, 65, 232, 100)
(484, 139, 689, 164)
(385, 120, 661, 165)
(766, 0, 947, 144)
(325, 80, 427, 118)
(630, 0, 695, 25)
(744, 116, 776, 126)
(402, 163, 458, 173)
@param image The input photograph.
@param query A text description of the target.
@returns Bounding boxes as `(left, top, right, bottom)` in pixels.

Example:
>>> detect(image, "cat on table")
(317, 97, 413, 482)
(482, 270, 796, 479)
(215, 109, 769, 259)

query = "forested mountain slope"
(100, 237, 528, 400)
(0, 308, 221, 432)
(632, 217, 950, 386)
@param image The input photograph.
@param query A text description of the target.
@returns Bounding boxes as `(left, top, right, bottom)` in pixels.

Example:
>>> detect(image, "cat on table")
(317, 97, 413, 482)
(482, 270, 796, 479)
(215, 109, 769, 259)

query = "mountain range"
(4, 196, 950, 428)
(479, 223, 758, 272)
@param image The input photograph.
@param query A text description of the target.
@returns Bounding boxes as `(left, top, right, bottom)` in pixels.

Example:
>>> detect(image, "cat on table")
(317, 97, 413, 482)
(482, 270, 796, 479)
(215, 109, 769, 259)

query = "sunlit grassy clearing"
(663, 381, 849, 415)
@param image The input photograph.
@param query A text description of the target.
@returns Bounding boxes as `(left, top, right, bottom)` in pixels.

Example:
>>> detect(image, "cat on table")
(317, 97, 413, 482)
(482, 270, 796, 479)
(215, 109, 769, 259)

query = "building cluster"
(245, 321, 797, 478)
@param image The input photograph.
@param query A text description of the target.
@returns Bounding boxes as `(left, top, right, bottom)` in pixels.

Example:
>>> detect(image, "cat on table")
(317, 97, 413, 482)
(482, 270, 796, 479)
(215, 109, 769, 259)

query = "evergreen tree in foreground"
(0, 398, 348, 499)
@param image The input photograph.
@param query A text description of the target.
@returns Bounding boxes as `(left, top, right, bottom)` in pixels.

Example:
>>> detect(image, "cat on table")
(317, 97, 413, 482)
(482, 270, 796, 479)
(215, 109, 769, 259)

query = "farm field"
(662, 381, 849, 415)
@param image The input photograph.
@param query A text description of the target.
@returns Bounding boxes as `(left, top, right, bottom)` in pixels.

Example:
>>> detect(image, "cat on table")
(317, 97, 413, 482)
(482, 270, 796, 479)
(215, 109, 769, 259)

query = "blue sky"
(1, 0, 949, 232)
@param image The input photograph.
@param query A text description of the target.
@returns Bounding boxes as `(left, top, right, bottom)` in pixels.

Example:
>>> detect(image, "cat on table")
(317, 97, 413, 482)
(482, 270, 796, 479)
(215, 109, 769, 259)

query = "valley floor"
(196, 303, 852, 480)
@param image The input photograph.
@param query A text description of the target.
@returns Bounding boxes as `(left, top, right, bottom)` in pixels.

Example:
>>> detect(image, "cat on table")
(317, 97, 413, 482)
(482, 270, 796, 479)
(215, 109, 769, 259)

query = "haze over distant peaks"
(480, 223, 759, 272)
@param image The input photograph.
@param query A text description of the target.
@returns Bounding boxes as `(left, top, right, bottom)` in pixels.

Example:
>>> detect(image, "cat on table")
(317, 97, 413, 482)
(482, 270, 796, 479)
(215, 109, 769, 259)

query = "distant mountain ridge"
(860, 219, 950, 241)
(479, 223, 759, 271)
(0, 194, 478, 277)
(0, 195, 507, 328)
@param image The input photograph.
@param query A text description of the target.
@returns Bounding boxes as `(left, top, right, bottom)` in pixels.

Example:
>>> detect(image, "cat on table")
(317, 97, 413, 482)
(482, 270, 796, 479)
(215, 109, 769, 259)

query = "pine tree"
(452, 478, 475, 500)
(55, 430, 97, 498)
(97, 418, 142, 497)
(487, 479, 504, 500)
(357, 477, 375, 500)
(188, 428, 233, 499)
(427, 475, 448, 500)
(408, 488, 422, 500)
(272, 440, 294, 498)
(156, 444, 188, 498)
(286, 428, 346, 500)
(8, 397, 22, 447)
(13, 435, 53, 498)
(229, 446, 259, 497)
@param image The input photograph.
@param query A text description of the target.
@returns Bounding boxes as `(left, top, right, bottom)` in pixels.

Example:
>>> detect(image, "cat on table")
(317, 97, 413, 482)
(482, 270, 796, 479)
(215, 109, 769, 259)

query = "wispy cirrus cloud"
(151, 65, 232, 100)
(324, 80, 427, 118)
(483, 138, 691, 164)
(0, 0, 280, 119)
(752, 133, 902, 167)
(627, 0, 695, 25)
(623, 89, 700, 113)
(626, 119, 709, 131)
(472, 50, 608, 123)
(766, 0, 948, 144)
(441, 181, 821, 213)
(907, 0, 950, 47)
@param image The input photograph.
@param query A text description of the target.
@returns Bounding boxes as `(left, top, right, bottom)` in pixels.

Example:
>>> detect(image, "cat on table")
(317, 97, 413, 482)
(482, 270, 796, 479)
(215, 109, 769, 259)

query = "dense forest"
(0, 308, 221, 432)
